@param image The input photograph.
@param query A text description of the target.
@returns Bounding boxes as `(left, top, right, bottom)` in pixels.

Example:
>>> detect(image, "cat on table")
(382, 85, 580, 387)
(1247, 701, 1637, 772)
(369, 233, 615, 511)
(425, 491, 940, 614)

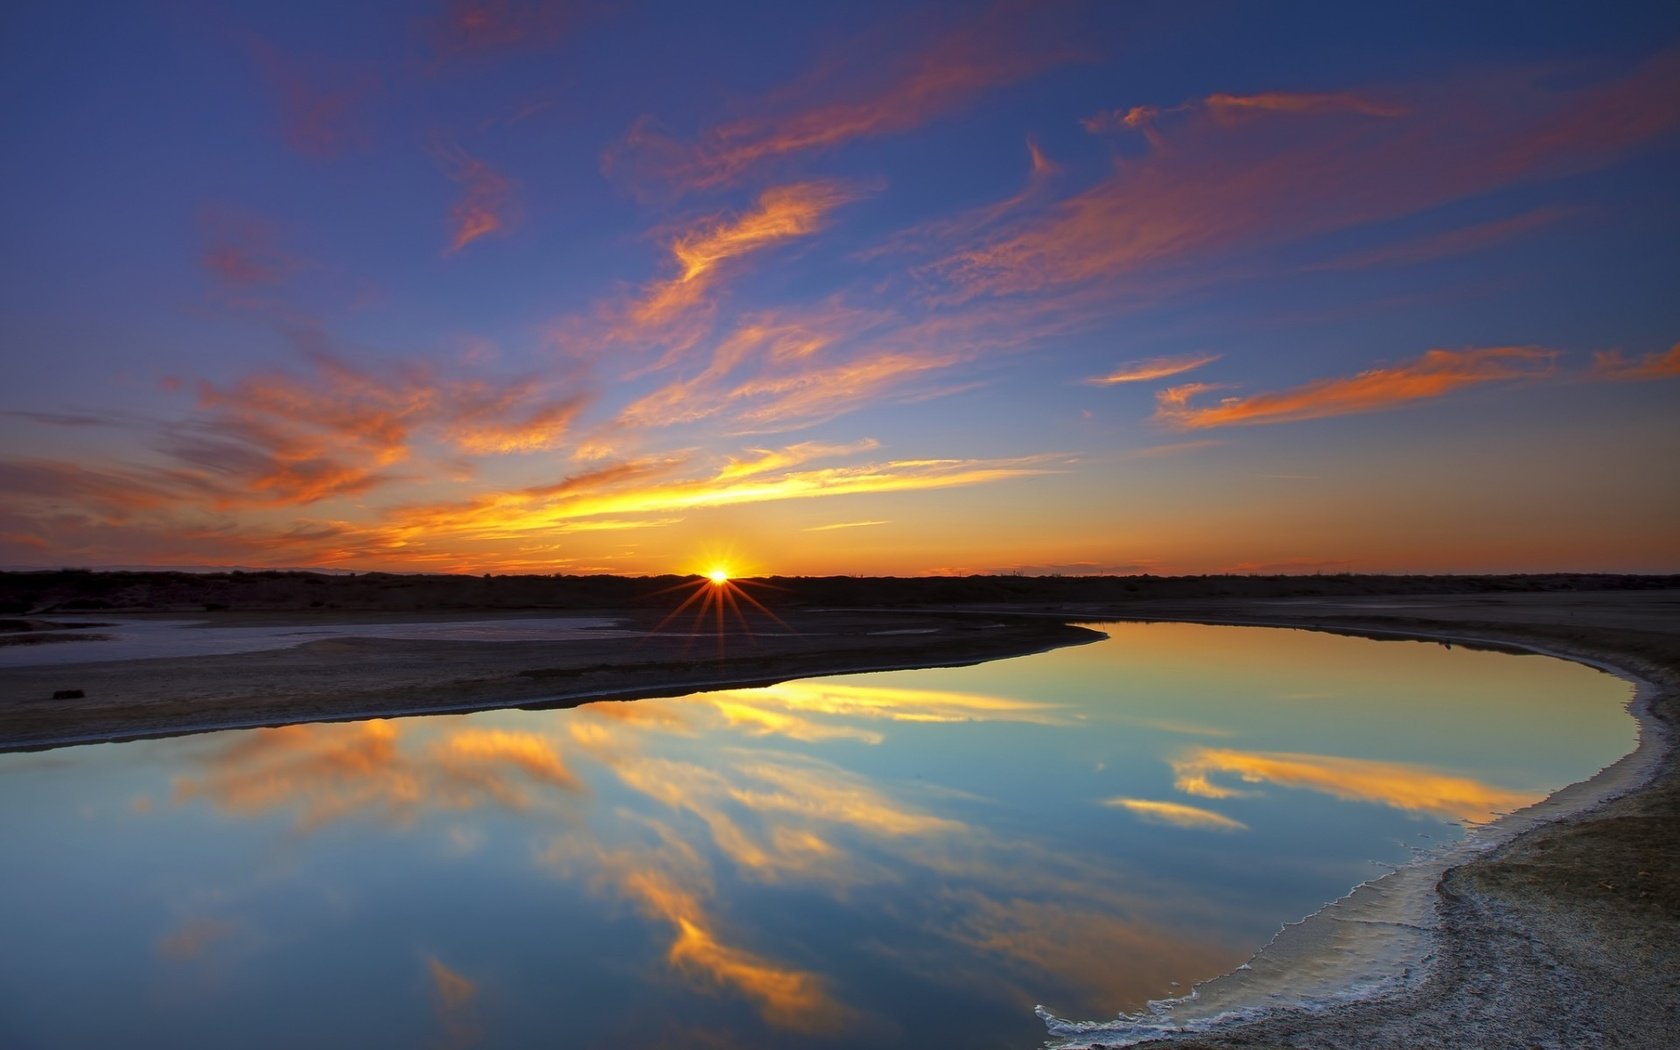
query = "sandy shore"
(2, 588, 1674, 1046)
(0, 607, 1102, 751)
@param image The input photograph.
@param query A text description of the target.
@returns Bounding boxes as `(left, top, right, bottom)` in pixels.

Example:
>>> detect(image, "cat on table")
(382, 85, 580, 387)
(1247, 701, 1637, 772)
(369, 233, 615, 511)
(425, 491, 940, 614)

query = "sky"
(2, 0, 1677, 577)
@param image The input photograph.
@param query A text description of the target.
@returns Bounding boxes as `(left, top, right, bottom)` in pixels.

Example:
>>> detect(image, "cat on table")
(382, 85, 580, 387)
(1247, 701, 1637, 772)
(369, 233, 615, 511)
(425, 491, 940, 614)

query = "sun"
(707, 567, 730, 585)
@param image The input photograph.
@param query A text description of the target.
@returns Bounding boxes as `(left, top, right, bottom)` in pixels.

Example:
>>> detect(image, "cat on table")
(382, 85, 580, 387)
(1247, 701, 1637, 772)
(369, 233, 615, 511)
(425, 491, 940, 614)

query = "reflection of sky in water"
(0, 616, 635, 667)
(0, 624, 1633, 1048)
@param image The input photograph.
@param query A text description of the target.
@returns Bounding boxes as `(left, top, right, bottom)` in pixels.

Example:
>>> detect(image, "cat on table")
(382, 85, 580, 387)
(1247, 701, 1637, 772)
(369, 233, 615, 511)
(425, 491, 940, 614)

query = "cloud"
(1591, 342, 1680, 381)
(376, 443, 1061, 547)
(1153, 346, 1557, 429)
(802, 519, 888, 532)
(248, 39, 374, 159)
(1203, 91, 1408, 120)
(422, 0, 576, 64)
(1084, 353, 1220, 386)
(1169, 747, 1538, 822)
(200, 209, 300, 287)
(1312, 205, 1577, 271)
(929, 52, 1680, 301)
(603, 183, 863, 367)
(604, 4, 1079, 191)
(433, 141, 516, 253)
(1103, 797, 1248, 832)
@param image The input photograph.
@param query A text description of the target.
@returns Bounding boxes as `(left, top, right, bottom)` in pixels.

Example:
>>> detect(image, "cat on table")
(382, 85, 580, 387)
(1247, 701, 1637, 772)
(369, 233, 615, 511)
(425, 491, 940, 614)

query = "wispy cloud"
(1103, 797, 1248, 832)
(1153, 346, 1557, 429)
(248, 39, 374, 159)
(376, 446, 1065, 549)
(1591, 342, 1680, 381)
(1312, 205, 1577, 271)
(433, 140, 516, 253)
(604, 4, 1078, 192)
(199, 209, 300, 287)
(1204, 91, 1408, 121)
(1084, 353, 1220, 386)
(802, 519, 888, 532)
(932, 53, 1680, 302)
(604, 182, 863, 368)
(422, 0, 577, 65)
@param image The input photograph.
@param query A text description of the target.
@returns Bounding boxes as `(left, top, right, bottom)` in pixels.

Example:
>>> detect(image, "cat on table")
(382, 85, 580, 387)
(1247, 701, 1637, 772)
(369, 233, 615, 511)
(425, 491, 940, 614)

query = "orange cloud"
(600, 183, 861, 370)
(1591, 342, 1680, 381)
(1084, 353, 1220, 386)
(605, 5, 1078, 191)
(1081, 104, 1172, 134)
(434, 141, 515, 253)
(1153, 346, 1557, 429)
(801, 519, 888, 532)
(1170, 747, 1538, 822)
(1103, 797, 1247, 832)
(631, 182, 859, 331)
(1204, 91, 1408, 120)
(372, 443, 1062, 551)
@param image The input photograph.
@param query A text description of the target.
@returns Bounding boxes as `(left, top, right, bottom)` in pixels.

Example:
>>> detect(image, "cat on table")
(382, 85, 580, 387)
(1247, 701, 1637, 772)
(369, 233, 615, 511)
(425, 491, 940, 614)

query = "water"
(0, 623, 1635, 1049)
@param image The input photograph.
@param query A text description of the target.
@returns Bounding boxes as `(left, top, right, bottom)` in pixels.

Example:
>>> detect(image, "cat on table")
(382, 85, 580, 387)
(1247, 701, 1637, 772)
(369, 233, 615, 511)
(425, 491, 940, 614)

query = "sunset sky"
(3, 1, 1677, 576)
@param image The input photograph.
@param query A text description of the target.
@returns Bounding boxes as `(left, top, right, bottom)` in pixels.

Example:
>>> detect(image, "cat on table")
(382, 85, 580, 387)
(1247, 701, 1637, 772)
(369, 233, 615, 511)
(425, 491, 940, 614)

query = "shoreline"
(0, 609, 1105, 752)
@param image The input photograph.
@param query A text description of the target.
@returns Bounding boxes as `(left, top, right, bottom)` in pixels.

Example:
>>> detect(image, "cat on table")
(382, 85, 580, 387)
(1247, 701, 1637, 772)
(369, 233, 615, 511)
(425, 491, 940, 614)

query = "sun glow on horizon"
(708, 567, 731, 585)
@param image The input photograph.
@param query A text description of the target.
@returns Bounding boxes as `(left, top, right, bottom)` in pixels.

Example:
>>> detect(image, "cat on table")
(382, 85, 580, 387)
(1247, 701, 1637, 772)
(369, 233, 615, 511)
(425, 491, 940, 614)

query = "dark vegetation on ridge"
(3, 569, 1676, 615)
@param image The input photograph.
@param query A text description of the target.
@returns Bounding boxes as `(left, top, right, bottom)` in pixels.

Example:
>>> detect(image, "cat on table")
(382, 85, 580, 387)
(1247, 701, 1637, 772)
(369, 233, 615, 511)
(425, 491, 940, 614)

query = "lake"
(0, 622, 1635, 1049)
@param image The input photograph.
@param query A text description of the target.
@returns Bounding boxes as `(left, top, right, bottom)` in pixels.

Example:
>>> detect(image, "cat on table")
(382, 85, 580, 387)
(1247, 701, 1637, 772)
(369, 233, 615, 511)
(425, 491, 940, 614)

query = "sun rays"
(648, 565, 792, 656)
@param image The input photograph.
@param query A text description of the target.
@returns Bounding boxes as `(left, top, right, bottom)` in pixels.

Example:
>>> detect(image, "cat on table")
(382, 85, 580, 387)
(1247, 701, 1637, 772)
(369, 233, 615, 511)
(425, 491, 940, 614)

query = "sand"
(2, 587, 1675, 1046)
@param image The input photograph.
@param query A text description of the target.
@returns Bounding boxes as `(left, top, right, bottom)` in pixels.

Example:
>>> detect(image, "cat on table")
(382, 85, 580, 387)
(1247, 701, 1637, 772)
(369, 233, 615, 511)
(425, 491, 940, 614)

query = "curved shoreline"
(1050, 599, 1680, 1049)
(1043, 618, 1671, 1047)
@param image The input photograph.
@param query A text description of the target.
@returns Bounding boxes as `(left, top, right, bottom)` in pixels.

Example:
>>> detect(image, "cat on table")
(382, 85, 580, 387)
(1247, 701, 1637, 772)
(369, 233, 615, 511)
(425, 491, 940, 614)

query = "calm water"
(0, 623, 1634, 1049)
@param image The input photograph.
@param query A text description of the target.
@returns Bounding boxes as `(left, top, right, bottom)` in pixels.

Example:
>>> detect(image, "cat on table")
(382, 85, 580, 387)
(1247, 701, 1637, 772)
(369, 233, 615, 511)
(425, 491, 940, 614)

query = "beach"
(1, 585, 1675, 1046)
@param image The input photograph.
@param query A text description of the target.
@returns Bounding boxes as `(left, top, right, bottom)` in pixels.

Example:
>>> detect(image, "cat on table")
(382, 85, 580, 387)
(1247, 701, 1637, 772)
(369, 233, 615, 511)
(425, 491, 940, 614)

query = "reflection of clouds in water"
(537, 825, 848, 1033)
(156, 915, 240, 961)
(1171, 747, 1538, 822)
(944, 893, 1240, 1013)
(426, 952, 482, 1049)
(564, 697, 1253, 1021)
(172, 721, 583, 831)
(735, 680, 1069, 726)
(1104, 797, 1248, 832)
(577, 678, 1067, 753)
